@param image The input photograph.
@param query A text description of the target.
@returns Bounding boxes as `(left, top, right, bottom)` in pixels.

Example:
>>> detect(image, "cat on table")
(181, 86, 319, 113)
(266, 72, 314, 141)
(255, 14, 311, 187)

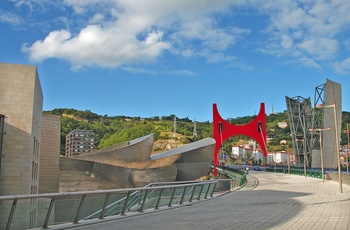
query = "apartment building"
(65, 129, 95, 156)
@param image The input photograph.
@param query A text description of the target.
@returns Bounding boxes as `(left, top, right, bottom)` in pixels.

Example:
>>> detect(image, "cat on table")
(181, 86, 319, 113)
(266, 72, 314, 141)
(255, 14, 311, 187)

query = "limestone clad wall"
(0, 63, 43, 196)
(39, 114, 60, 194)
(0, 63, 43, 229)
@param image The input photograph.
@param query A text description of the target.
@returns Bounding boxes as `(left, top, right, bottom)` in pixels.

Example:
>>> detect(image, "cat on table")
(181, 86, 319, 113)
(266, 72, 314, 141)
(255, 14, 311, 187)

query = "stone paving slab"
(65, 171, 350, 230)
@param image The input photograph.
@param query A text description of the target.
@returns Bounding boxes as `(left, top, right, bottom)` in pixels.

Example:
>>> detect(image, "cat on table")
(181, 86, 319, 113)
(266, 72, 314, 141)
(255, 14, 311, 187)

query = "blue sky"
(1, 0, 349, 122)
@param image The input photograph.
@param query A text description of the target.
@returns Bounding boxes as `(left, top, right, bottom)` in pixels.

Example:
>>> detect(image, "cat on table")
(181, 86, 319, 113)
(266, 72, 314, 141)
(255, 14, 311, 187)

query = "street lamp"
(309, 127, 331, 183)
(316, 104, 342, 193)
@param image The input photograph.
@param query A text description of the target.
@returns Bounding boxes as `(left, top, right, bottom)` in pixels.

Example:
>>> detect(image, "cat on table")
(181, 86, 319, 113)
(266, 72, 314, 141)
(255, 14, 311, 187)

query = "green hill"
(43, 108, 350, 155)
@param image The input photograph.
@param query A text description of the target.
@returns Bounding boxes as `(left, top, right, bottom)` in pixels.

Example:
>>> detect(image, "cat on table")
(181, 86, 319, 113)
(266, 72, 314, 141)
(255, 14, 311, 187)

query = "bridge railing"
(266, 166, 350, 182)
(0, 176, 245, 230)
(266, 166, 324, 179)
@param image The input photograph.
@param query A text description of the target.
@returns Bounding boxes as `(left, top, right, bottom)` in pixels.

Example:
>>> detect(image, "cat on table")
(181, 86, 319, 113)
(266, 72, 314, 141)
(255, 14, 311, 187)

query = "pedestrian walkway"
(64, 171, 350, 230)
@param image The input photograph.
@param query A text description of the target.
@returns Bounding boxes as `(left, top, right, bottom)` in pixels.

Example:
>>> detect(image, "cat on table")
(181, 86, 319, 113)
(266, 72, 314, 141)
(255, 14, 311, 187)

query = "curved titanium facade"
(60, 134, 216, 191)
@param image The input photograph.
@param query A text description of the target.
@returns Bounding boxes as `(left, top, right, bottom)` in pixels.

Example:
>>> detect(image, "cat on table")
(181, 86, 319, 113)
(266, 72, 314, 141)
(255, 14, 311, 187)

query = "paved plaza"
(65, 171, 350, 230)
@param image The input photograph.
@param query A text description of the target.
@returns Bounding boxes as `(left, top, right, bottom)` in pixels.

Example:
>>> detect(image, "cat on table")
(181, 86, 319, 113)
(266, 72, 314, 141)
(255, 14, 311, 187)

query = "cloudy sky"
(1, 0, 349, 121)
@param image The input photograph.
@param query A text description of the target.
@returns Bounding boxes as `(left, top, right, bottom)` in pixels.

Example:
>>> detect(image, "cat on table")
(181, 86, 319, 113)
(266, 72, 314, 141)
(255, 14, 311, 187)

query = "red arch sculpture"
(213, 103, 267, 175)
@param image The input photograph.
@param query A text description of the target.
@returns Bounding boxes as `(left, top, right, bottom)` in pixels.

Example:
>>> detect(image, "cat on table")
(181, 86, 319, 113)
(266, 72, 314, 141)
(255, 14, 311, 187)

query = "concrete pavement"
(64, 171, 350, 230)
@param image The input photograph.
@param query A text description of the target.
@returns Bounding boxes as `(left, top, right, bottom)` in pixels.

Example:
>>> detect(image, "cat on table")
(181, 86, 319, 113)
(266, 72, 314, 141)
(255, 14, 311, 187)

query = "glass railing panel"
(0, 199, 14, 230)
(190, 185, 202, 200)
(179, 185, 195, 203)
(0, 181, 231, 229)
(101, 193, 128, 217)
(170, 187, 187, 205)
(76, 194, 108, 221)
(52, 195, 82, 225)
(1, 199, 33, 230)
(125, 191, 143, 213)
(200, 183, 211, 197)
(138, 189, 160, 210)
(36, 198, 54, 229)
(155, 187, 173, 208)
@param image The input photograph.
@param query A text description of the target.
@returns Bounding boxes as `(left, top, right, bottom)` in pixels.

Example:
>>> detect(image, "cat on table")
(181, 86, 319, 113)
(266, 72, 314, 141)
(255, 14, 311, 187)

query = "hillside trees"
(44, 108, 350, 155)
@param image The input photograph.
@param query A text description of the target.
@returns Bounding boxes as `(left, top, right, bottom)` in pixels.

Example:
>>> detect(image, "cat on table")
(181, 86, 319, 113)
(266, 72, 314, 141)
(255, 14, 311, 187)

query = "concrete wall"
(0, 63, 43, 229)
(323, 79, 342, 169)
(39, 114, 61, 194)
(0, 63, 43, 196)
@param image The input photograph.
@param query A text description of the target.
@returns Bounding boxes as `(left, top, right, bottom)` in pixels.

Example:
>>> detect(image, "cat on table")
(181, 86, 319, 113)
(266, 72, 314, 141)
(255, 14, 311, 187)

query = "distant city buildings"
(65, 129, 95, 156)
(231, 144, 264, 164)
(268, 152, 289, 164)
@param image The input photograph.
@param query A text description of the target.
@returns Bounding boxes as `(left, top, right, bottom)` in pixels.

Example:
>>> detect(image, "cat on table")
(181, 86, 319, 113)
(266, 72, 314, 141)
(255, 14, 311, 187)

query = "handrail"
(0, 171, 246, 230)
(0, 167, 245, 230)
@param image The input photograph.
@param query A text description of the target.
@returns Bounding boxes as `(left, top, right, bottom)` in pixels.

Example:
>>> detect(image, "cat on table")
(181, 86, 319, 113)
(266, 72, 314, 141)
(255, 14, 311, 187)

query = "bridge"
(50, 171, 350, 229)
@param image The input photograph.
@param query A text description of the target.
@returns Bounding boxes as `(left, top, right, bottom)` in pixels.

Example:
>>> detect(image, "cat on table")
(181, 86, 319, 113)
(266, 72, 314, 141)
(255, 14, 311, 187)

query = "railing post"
(99, 193, 110, 219)
(180, 186, 187, 204)
(210, 182, 217, 197)
(204, 183, 211, 199)
(43, 197, 55, 229)
(139, 189, 150, 212)
(219, 180, 223, 192)
(155, 188, 164, 210)
(6, 198, 17, 230)
(121, 191, 132, 215)
(168, 188, 176, 207)
(197, 184, 204, 200)
(74, 195, 86, 224)
(189, 185, 197, 202)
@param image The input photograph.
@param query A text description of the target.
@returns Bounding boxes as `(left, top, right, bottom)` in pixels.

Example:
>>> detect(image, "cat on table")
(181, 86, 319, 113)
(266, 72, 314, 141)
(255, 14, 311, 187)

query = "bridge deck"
(65, 171, 350, 230)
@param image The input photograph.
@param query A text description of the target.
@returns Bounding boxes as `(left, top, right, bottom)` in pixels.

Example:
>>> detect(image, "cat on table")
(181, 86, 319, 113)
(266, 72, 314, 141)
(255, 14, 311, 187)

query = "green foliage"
(43, 109, 350, 153)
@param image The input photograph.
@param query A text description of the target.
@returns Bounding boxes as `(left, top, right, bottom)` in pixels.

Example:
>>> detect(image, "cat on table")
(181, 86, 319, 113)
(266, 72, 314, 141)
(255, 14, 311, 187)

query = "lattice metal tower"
(311, 79, 342, 169)
(286, 79, 342, 169)
(309, 83, 326, 152)
(285, 96, 313, 167)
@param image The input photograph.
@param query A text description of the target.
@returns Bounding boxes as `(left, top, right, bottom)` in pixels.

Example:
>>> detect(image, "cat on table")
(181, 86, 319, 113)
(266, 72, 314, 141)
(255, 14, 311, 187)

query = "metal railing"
(0, 177, 244, 230)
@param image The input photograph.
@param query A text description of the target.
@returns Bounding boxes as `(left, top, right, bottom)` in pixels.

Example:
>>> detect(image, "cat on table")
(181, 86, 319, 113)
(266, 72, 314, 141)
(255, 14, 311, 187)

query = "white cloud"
(334, 57, 350, 75)
(122, 67, 157, 75)
(89, 13, 105, 24)
(22, 25, 170, 69)
(0, 10, 23, 25)
(297, 56, 322, 70)
(344, 39, 350, 50)
(167, 70, 196, 76)
(11, 0, 63, 13)
(19, 0, 350, 74)
(257, 0, 350, 71)
(22, 0, 250, 69)
(298, 38, 339, 61)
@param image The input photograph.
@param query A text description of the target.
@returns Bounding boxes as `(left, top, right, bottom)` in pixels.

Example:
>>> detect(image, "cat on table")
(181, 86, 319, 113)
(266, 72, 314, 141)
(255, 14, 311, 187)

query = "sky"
(1, 0, 350, 122)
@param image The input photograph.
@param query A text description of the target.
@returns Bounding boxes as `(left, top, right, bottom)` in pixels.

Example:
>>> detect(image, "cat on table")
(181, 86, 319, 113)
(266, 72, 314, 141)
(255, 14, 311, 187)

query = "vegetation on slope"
(44, 108, 350, 155)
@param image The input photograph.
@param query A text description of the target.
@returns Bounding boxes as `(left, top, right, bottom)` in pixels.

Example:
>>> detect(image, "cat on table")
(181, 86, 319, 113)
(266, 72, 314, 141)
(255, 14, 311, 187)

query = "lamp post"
(316, 104, 342, 193)
(309, 128, 331, 183)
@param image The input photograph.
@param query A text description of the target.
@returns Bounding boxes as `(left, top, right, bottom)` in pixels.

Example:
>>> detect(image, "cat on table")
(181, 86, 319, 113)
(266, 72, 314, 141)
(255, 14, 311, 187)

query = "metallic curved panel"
(72, 133, 154, 163)
(60, 134, 216, 190)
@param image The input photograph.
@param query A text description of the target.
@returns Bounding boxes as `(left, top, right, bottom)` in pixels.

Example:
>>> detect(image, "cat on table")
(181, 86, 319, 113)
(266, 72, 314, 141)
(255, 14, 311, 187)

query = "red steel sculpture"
(212, 103, 267, 175)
